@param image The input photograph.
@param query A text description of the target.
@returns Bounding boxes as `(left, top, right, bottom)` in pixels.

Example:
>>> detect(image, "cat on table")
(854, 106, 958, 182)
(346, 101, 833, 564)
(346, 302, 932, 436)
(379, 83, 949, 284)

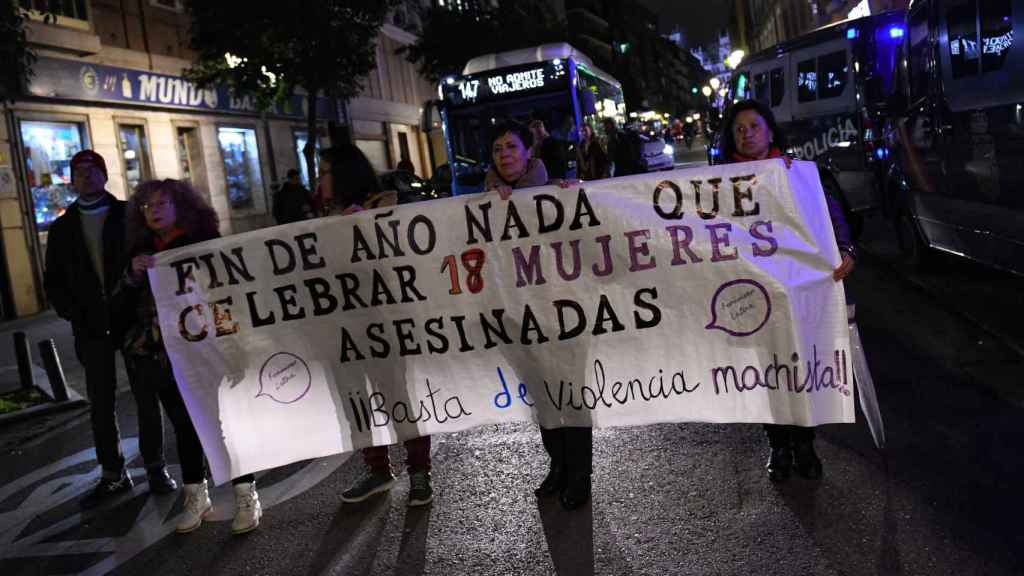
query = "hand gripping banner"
(151, 160, 854, 484)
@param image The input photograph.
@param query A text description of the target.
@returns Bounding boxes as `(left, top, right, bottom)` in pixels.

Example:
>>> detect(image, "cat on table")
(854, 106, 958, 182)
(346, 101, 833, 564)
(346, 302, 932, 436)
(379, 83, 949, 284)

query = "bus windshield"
(439, 46, 624, 195)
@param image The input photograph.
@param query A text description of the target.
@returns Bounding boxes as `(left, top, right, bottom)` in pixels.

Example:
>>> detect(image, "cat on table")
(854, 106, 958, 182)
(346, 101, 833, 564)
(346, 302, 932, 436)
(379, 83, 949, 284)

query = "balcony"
(24, 19, 101, 55)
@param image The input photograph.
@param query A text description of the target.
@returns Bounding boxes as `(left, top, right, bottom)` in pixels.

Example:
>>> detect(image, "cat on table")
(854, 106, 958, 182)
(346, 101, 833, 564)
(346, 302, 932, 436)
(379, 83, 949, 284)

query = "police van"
(884, 0, 1023, 275)
(725, 10, 908, 236)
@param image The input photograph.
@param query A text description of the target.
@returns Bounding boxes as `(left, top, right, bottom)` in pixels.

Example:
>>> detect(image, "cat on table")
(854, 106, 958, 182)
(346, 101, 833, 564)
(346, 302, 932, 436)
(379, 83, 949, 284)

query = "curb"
(0, 396, 88, 427)
(0, 362, 88, 429)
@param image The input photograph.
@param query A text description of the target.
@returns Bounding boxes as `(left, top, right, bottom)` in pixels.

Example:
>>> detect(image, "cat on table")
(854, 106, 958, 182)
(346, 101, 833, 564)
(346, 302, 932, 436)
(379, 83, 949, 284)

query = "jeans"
(75, 335, 163, 477)
(129, 354, 254, 486)
(362, 436, 431, 473)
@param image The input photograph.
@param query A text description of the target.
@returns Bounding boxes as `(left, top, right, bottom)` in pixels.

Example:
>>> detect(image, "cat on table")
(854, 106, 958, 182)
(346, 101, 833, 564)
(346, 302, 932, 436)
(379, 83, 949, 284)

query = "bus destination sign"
(444, 60, 569, 106)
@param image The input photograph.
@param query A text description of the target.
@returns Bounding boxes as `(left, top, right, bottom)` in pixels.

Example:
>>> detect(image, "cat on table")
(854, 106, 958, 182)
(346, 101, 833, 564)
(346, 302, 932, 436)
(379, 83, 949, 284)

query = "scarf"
(731, 147, 784, 163)
(153, 227, 186, 251)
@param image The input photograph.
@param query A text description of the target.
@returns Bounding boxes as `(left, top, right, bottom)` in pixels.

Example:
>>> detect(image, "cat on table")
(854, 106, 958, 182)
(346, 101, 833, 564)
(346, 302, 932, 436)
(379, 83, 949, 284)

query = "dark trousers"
(540, 426, 592, 479)
(362, 436, 431, 473)
(764, 424, 815, 448)
(75, 335, 162, 476)
(129, 355, 254, 486)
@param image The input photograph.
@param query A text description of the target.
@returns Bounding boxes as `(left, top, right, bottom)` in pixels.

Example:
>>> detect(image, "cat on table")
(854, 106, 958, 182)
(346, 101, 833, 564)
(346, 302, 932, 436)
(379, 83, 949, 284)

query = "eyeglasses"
(141, 200, 173, 213)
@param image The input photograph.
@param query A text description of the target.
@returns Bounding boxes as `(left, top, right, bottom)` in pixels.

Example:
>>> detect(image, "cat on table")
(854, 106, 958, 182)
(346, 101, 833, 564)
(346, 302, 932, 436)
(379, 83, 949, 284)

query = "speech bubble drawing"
(257, 352, 312, 404)
(705, 279, 772, 337)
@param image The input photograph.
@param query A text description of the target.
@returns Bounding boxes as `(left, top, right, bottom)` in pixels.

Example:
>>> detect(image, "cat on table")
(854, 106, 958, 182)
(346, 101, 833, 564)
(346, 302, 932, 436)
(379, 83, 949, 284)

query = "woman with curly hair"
(118, 179, 260, 534)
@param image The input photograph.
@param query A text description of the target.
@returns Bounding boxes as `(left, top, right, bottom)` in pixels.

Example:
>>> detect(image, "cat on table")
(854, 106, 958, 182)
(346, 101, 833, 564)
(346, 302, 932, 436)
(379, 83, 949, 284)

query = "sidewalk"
(0, 310, 127, 449)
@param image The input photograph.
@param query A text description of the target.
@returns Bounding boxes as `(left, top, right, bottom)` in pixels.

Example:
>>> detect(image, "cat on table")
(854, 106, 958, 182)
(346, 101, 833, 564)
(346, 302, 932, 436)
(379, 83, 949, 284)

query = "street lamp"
(709, 77, 721, 91)
(719, 88, 728, 98)
(725, 49, 745, 70)
(701, 86, 712, 97)
(692, 113, 701, 120)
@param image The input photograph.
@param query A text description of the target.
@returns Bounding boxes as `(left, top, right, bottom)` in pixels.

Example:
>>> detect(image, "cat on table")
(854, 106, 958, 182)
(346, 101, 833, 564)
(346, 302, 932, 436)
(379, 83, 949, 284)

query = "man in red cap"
(44, 149, 177, 508)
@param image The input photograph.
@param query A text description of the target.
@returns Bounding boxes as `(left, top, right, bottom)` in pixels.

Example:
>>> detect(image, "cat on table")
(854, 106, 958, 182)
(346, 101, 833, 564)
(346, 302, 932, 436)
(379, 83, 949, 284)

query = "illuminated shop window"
(217, 127, 264, 209)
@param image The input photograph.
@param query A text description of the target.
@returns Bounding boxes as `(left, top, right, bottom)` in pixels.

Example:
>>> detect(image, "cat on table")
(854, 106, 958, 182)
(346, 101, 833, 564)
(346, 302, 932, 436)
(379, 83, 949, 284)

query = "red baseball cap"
(70, 150, 108, 181)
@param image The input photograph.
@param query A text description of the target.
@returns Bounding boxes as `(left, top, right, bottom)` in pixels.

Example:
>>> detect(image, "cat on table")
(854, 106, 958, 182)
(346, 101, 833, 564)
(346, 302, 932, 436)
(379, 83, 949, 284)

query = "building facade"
(565, 0, 706, 117)
(349, 22, 444, 181)
(0, 1, 443, 319)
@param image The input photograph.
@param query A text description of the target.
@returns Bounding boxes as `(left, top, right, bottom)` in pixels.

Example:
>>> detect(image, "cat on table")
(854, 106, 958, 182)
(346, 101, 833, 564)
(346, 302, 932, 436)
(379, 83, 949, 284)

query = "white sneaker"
(175, 481, 212, 534)
(231, 482, 261, 534)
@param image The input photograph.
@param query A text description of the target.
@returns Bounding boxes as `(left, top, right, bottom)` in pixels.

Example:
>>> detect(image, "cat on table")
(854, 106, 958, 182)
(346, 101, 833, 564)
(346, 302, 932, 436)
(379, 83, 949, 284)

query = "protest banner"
(151, 160, 854, 484)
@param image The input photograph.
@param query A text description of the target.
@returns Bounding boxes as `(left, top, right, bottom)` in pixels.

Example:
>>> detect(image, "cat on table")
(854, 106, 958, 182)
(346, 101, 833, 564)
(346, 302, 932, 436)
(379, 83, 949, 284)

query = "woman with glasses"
(116, 179, 261, 534)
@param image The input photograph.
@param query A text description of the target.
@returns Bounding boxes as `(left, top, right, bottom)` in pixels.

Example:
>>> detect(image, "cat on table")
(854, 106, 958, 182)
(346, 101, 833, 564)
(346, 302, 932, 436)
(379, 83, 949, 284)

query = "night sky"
(637, 0, 731, 48)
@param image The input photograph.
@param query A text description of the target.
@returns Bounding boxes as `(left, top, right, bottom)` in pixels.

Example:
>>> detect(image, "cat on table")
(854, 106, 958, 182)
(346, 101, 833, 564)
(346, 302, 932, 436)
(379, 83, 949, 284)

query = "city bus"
(724, 9, 907, 232)
(435, 43, 626, 195)
(883, 0, 1023, 275)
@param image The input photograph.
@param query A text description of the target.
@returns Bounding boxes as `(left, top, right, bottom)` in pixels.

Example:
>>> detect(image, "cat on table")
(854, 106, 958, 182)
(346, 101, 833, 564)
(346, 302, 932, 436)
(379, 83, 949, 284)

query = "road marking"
(0, 438, 349, 575)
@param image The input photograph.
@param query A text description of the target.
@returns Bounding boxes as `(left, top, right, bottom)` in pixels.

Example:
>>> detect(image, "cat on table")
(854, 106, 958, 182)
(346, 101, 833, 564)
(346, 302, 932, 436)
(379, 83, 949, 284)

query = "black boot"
(559, 428, 592, 510)
(793, 440, 823, 479)
(536, 427, 566, 497)
(147, 467, 178, 494)
(560, 475, 591, 511)
(535, 464, 566, 497)
(766, 446, 792, 483)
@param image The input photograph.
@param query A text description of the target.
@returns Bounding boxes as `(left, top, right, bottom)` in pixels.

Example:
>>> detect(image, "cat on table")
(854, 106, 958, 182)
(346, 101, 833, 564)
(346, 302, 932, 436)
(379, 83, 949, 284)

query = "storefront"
(0, 57, 335, 318)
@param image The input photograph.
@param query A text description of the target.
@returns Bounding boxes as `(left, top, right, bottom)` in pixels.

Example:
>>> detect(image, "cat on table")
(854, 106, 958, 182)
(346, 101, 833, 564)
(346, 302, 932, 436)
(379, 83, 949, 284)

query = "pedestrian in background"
(43, 150, 176, 508)
(396, 154, 416, 176)
(485, 122, 593, 510)
(719, 99, 855, 483)
(272, 168, 314, 224)
(601, 118, 640, 177)
(320, 145, 434, 507)
(577, 122, 609, 181)
(118, 178, 261, 534)
(528, 118, 568, 179)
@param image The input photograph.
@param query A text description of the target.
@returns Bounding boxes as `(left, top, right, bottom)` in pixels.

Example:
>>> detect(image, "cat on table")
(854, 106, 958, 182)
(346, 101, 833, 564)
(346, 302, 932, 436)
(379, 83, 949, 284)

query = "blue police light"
(875, 147, 889, 160)
(710, 146, 720, 157)
(889, 26, 905, 39)
(847, 28, 859, 39)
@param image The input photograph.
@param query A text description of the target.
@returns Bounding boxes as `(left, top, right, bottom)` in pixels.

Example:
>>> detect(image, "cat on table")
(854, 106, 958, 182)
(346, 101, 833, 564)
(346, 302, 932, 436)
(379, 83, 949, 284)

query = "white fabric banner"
(151, 160, 854, 484)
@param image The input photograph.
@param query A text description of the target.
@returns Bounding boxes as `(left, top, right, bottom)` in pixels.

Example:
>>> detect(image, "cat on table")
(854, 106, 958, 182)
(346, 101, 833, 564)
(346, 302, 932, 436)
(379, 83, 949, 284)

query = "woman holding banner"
(320, 145, 436, 508)
(117, 179, 261, 534)
(486, 121, 593, 510)
(719, 100, 856, 483)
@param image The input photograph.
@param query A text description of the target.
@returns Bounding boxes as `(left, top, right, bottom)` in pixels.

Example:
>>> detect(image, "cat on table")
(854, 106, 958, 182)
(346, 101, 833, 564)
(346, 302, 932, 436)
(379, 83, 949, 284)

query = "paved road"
(2, 159, 1023, 574)
(2, 245, 1021, 575)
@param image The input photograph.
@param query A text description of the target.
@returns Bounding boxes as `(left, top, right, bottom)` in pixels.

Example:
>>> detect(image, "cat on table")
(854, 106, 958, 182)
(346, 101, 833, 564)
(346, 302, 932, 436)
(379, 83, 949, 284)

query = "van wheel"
(895, 208, 932, 269)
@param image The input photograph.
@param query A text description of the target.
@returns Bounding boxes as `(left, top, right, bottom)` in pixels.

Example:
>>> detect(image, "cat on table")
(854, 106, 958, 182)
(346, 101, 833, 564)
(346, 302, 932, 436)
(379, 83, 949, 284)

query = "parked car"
(431, 156, 486, 196)
(379, 170, 448, 204)
(638, 133, 675, 172)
